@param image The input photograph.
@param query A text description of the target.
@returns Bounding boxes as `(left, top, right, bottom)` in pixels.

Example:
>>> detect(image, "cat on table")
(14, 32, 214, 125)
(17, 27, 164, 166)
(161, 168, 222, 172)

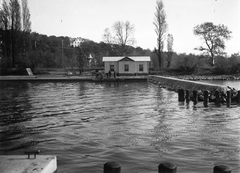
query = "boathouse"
(102, 56, 151, 76)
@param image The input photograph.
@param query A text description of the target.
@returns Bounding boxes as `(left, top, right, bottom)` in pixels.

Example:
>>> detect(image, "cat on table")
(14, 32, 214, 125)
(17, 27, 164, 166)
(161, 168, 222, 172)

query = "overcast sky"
(28, 0, 240, 55)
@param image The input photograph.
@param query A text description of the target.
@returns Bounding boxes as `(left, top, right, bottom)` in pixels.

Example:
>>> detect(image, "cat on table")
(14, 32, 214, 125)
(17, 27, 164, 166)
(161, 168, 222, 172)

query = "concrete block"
(0, 155, 57, 173)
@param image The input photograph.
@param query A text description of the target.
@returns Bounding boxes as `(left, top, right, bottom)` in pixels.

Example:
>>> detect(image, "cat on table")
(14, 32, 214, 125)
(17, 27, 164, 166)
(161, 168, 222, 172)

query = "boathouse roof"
(102, 56, 151, 62)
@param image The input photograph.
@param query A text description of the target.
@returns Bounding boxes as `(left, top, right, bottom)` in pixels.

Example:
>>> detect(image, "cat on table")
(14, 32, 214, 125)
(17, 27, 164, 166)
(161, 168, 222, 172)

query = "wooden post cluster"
(148, 77, 240, 107)
(103, 162, 231, 173)
(176, 89, 238, 108)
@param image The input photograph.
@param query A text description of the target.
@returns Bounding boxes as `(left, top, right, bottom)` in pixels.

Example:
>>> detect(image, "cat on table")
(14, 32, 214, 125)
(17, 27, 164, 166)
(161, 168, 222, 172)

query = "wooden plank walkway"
(148, 75, 230, 92)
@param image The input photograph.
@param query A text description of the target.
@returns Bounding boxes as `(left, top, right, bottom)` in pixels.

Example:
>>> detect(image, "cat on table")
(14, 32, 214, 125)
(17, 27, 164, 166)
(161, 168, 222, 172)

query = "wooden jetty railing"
(148, 75, 240, 107)
(103, 161, 232, 173)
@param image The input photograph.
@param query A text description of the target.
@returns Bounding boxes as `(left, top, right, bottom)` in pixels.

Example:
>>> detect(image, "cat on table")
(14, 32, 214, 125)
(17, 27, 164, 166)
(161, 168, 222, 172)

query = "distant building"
(70, 37, 90, 47)
(102, 56, 151, 75)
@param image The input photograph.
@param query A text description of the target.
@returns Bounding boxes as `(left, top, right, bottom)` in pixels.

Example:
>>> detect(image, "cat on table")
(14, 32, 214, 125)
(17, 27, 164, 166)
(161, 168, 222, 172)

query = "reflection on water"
(0, 81, 240, 173)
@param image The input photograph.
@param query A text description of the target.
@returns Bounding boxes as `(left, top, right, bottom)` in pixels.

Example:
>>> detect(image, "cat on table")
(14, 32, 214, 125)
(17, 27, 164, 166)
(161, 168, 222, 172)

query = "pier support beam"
(158, 162, 177, 173)
(193, 90, 198, 105)
(178, 89, 185, 102)
(204, 90, 209, 107)
(215, 90, 220, 107)
(185, 90, 190, 102)
(226, 90, 231, 107)
(238, 90, 240, 106)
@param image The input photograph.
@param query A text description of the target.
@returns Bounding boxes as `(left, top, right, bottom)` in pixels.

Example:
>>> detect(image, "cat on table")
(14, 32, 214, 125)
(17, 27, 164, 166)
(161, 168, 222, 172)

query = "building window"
(110, 65, 114, 71)
(124, 64, 129, 71)
(139, 64, 143, 71)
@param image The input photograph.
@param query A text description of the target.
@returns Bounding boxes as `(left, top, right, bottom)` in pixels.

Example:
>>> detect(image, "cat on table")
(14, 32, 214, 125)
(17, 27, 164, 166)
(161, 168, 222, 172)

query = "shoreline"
(0, 75, 148, 82)
(0, 74, 240, 82)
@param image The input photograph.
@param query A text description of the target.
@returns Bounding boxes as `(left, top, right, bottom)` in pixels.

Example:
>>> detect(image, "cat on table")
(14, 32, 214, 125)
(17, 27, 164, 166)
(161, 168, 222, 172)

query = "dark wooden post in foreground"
(158, 162, 177, 173)
(193, 90, 198, 105)
(178, 89, 185, 102)
(204, 90, 209, 107)
(215, 90, 220, 107)
(104, 162, 121, 173)
(226, 90, 231, 107)
(213, 165, 231, 173)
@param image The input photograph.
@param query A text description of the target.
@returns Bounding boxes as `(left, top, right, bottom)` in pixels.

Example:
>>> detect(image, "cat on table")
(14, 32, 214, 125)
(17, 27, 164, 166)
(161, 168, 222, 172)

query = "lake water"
(0, 80, 240, 173)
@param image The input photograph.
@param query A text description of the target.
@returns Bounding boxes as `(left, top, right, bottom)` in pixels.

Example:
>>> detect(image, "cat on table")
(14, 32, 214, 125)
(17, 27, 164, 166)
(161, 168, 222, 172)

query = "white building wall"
(104, 62, 118, 73)
(132, 62, 149, 73)
(118, 61, 135, 74)
(104, 61, 149, 75)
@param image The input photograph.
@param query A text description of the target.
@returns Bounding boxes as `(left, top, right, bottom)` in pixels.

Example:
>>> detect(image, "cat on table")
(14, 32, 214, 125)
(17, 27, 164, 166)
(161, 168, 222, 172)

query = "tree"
(166, 33, 173, 67)
(194, 22, 231, 66)
(21, 0, 31, 32)
(103, 21, 135, 55)
(0, 0, 11, 69)
(153, 0, 167, 68)
(76, 47, 86, 75)
(9, 0, 21, 68)
(20, 0, 31, 68)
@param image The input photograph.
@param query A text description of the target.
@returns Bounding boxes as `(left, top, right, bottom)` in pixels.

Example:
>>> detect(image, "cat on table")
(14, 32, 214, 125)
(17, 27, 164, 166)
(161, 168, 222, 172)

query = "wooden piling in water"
(178, 89, 185, 102)
(193, 90, 198, 105)
(215, 90, 220, 107)
(148, 76, 237, 107)
(226, 90, 231, 107)
(104, 162, 121, 173)
(204, 90, 209, 107)
(213, 165, 231, 173)
(158, 162, 177, 173)
(185, 90, 190, 102)
(238, 91, 240, 106)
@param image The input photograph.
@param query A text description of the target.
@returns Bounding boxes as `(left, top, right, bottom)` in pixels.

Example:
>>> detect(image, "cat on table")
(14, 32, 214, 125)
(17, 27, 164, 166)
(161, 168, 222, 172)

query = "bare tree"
(103, 21, 135, 55)
(153, 0, 167, 68)
(0, 0, 11, 30)
(194, 22, 231, 66)
(21, 0, 31, 64)
(22, 0, 31, 32)
(103, 28, 112, 44)
(166, 33, 173, 67)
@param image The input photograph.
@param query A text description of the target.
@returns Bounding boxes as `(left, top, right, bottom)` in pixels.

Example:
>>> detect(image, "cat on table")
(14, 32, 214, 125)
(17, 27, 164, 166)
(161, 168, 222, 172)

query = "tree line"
(0, 0, 239, 75)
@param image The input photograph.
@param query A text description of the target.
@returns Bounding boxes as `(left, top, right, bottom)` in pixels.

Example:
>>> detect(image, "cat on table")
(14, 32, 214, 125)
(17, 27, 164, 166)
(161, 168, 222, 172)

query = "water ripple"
(0, 81, 240, 172)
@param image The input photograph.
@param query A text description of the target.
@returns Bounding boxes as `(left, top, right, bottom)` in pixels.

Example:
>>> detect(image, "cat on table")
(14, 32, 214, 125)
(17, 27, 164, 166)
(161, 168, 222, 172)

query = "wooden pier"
(148, 75, 240, 107)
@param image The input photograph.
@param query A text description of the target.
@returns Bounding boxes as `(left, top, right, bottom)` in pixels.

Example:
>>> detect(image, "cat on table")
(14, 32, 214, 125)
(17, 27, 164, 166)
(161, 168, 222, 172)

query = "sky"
(27, 0, 240, 55)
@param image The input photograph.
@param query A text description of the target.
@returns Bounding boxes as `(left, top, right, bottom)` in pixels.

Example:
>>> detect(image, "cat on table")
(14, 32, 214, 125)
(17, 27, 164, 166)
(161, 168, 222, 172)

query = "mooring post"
(178, 89, 185, 102)
(204, 90, 209, 107)
(226, 90, 231, 107)
(193, 90, 198, 105)
(238, 90, 240, 106)
(213, 165, 231, 173)
(158, 162, 177, 173)
(215, 90, 220, 107)
(185, 90, 190, 102)
(104, 162, 121, 173)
